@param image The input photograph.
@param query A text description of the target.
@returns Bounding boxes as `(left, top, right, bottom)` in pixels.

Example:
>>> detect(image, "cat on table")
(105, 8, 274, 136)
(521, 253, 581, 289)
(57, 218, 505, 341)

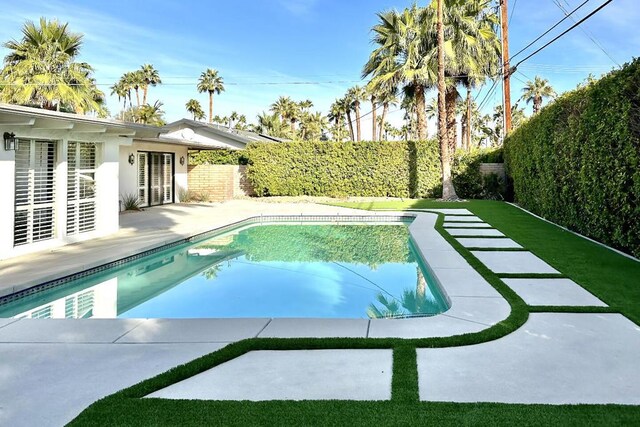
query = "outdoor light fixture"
(128, 153, 135, 165)
(180, 156, 185, 166)
(3, 132, 17, 151)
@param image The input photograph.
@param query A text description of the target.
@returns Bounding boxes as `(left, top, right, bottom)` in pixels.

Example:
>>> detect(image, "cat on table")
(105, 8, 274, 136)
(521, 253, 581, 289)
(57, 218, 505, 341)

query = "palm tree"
(521, 76, 556, 114)
(347, 85, 366, 141)
(140, 64, 161, 105)
(270, 96, 299, 134)
(300, 111, 328, 140)
(338, 95, 355, 141)
(110, 81, 128, 116)
(328, 99, 348, 141)
(1, 18, 105, 114)
(197, 68, 225, 123)
(376, 87, 398, 141)
(228, 111, 239, 129)
(365, 83, 379, 141)
(136, 100, 165, 126)
(185, 99, 205, 121)
(363, 6, 435, 140)
(256, 111, 291, 138)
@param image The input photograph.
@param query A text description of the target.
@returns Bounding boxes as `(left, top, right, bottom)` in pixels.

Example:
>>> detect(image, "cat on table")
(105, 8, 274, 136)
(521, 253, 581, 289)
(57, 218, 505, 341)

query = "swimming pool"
(0, 218, 450, 319)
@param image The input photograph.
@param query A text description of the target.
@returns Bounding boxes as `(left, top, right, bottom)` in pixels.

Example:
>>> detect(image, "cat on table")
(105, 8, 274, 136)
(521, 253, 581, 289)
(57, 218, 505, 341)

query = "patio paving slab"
(413, 208, 474, 215)
(423, 249, 471, 269)
(443, 222, 492, 229)
(431, 268, 502, 298)
(417, 313, 640, 404)
(502, 278, 607, 307)
(443, 215, 484, 222)
(0, 319, 144, 343)
(0, 318, 19, 329)
(445, 296, 511, 326)
(0, 342, 225, 427)
(258, 318, 369, 338)
(447, 229, 505, 237)
(471, 251, 560, 274)
(147, 350, 393, 401)
(116, 318, 271, 343)
(456, 237, 523, 249)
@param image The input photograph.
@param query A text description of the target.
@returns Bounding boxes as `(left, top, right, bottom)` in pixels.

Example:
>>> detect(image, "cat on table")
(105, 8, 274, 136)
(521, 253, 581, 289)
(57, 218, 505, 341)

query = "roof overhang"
(0, 103, 166, 138)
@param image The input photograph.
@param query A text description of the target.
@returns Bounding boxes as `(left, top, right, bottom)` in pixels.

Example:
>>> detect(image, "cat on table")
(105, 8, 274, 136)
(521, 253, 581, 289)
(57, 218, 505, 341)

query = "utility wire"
(512, 0, 614, 69)
(554, 0, 620, 67)
(509, 0, 519, 25)
(510, 0, 591, 61)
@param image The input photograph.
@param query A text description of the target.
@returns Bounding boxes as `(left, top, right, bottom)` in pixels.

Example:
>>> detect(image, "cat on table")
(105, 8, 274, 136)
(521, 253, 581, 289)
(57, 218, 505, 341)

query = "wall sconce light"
(3, 132, 17, 151)
(128, 153, 135, 165)
(180, 156, 185, 166)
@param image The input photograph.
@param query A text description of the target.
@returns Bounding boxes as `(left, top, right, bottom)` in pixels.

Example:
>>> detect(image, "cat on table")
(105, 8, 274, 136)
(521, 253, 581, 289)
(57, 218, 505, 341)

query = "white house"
(0, 105, 270, 260)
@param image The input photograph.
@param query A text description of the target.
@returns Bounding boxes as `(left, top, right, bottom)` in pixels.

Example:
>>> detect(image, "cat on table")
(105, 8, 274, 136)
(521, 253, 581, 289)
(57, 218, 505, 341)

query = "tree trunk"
(135, 88, 140, 107)
(208, 92, 213, 123)
(346, 110, 355, 141)
(437, 0, 458, 200)
(466, 82, 472, 150)
(371, 96, 377, 142)
(143, 87, 148, 105)
(534, 96, 541, 114)
(379, 102, 389, 141)
(415, 84, 427, 140)
(355, 102, 362, 142)
(445, 86, 458, 154)
(290, 118, 296, 134)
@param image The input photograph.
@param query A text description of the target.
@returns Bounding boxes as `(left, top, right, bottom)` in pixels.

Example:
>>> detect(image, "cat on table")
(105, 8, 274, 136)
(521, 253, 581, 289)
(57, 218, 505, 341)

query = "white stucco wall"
(119, 141, 189, 204)
(0, 125, 128, 260)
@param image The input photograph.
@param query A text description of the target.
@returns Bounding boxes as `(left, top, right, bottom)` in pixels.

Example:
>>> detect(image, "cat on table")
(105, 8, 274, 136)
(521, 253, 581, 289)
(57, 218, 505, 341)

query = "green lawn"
(68, 200, 640, 426)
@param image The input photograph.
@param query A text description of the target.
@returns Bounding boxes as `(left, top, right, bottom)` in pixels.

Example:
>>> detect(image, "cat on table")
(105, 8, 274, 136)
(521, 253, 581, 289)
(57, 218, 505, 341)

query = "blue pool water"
(0, 222, 450, 319)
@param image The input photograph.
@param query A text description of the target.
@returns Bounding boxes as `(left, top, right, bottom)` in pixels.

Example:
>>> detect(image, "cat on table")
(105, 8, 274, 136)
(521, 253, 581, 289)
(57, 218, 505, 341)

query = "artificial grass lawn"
(68, 200, 640, 426)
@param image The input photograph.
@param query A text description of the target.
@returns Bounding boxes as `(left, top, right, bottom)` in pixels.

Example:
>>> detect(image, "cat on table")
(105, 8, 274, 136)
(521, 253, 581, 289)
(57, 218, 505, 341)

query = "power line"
(513, 0, 614, 69)
(509, 0, 519, 25)
(510, 0, 591, 61)
(554, 0, 620, 67)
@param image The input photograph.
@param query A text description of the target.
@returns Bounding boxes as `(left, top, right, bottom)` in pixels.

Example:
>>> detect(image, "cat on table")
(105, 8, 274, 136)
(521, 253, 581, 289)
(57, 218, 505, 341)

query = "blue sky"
(0, 0, 637, 136)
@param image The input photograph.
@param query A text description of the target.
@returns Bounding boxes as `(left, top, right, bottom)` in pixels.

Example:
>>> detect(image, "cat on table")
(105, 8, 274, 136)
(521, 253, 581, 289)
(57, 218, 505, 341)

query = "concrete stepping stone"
(412, 208, 474, 215)
(147, 350, 393, 401)
(443, 222, 492, 228)
(444, 215, 484, 222)
(417, 313, 640, 404)
(502, 278, 607, 306)
(471, 251, 559, 274)
(116, 318, 271, 343)
(447, 229, 505, 237)
(456, 238, 523, 249)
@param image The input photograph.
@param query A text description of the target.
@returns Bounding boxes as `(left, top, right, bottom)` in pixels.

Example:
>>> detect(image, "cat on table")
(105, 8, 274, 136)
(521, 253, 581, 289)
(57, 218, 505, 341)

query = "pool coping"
(0, 212, 511, 340)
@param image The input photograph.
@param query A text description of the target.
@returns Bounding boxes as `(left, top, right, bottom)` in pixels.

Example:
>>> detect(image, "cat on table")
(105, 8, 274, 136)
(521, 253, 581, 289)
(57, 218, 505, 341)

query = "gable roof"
(165, 119, 284, 145)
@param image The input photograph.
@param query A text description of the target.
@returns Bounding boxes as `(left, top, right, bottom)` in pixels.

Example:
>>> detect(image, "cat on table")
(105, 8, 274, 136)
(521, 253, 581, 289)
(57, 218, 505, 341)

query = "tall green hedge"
(189, 149, 248, 165)
(246, 140, 442, 198)
(504, 59, 640, 257)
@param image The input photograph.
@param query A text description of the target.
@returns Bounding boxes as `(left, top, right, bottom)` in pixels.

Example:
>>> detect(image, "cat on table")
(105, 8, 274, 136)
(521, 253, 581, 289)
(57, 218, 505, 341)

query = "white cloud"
(277, 0, 319, 16)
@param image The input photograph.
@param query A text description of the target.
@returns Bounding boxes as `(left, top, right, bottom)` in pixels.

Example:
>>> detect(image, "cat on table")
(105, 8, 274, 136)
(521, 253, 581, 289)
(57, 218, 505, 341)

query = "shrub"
(504, 58, 640, 257)
(120, 193, 141, 211)
(189, 149, 248, 165)
(452, 148, 504, 199)
(245, 140, 442, 198)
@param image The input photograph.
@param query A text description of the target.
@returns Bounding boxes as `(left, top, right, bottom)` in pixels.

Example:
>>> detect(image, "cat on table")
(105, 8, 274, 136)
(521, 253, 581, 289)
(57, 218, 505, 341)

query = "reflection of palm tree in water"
(367, 267, 434, 319)
(202, 263, 223, 280)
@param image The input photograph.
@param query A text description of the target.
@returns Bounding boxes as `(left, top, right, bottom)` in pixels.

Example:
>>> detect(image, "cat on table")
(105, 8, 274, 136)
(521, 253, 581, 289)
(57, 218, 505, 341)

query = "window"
(67, 142, 99, 235)
(14, 140, 57, 246)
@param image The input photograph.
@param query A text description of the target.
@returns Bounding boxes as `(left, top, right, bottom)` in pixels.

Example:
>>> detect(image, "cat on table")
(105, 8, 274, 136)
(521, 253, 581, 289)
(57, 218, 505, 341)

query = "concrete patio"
(0, 202, 638, 426)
